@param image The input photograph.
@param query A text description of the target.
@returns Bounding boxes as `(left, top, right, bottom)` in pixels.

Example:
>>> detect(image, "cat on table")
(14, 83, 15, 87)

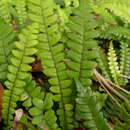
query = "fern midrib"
(6, 45, 26, 124)
(78, 16, 86, 83)
(40, 3, 67, 129)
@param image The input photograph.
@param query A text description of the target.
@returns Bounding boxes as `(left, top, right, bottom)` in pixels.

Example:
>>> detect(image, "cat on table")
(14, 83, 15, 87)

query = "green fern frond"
(2, 23, 39, 128)
(29, 93, 60, 130)
(0, 18, 15, 81)
(103, 96, 120, 120)
(94, 0, 130, 23)
(97, 47, 112, 80)
(75, 79, 110, 130)
(20, 76, 45, 109)
(108, 41, 122, 85)
(120, 41, 130, 85)
(20, 77, 60, 130)
(115, 99, 130, 130)
(66, 0, 98, 86)
(0, 0, 12, 23)
(12, 0, 27, 25)
(28, 0, 74, 129)
(93, 7, 117, 26)
(99, 26, 130, 40)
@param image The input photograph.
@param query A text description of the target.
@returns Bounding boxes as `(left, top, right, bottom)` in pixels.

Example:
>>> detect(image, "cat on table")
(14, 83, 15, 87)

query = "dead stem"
(95, 72, 121, 107)
(122, 75, 130, 80)
(107, 79, 129, 94)
(93, 69, 128, 102)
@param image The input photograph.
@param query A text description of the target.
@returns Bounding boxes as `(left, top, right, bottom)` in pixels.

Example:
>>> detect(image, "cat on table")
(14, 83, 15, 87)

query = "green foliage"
(27, 0, 73, 129)
(11, 0, 28, 25)
(0, 18, 15, 81)
(120, 40, 130, 85)
(94, 0, 130, 23)
(0, 0, 12, 23)
(99, 26, 130, 40)
(75, 79, 110, 130)
(1, 0, 130, 129)
(66, 0, 98, 86)
(97, 47, 112, 80)
(29, 93, 60, 130)
(107, 41, 122, 85)
(2, 23, 38, 128)
(20, 76, 44, 109)
(115, 99, 130, 130)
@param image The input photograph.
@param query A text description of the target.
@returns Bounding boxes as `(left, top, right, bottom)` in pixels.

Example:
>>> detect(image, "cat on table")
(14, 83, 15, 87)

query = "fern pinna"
(75, 79, 109, 130)
(0, 19, 15, 81)
(20, 76, 60, 129)
(28, 0, 73, 129)
(66, 0, 98, 86)
(2, 23, 39, 128)
(0, 0, 11, 23)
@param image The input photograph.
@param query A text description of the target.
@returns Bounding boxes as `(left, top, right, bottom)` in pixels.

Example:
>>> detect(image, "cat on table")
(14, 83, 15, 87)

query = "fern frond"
(12, 0, 27, 25)
(0, 0, 12, 23)
(28, 0, 74, 129)
(20, 76, 60, 130)
(94, 0, 130, 23)
(115, 100, 130, 130)
(2, 23, 39, 128)
(99, 26, 130, 40)
(66, 0, 98, 86)
(93, 5, 117, 26)
(75, 79, 110, 130)
(20, 76, 44, 109)
(120, 41, 130, 85)
(29, 93, 60, 130)
(0, 18, 15, 81)
(97, 47, 112, 80)
(108, 41, 122, 85)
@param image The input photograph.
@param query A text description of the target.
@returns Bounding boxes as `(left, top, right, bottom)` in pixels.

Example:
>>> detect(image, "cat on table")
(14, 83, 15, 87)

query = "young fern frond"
(66, 0, 98, 86)
(28, 0, 73, 129)
(0, 18, 15, 81)
(2, 23, 39, 128)
(108, 41, 122, 85)
(75, 79, 110, 130)
(120, 41, 130, 85)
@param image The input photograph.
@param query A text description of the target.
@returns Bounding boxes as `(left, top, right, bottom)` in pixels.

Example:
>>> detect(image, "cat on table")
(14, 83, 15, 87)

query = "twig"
(106, 79, 129, 94)
(93, 69, 128, 102)
(122, 75, 130, 80)
(95, 72, 121, 107)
